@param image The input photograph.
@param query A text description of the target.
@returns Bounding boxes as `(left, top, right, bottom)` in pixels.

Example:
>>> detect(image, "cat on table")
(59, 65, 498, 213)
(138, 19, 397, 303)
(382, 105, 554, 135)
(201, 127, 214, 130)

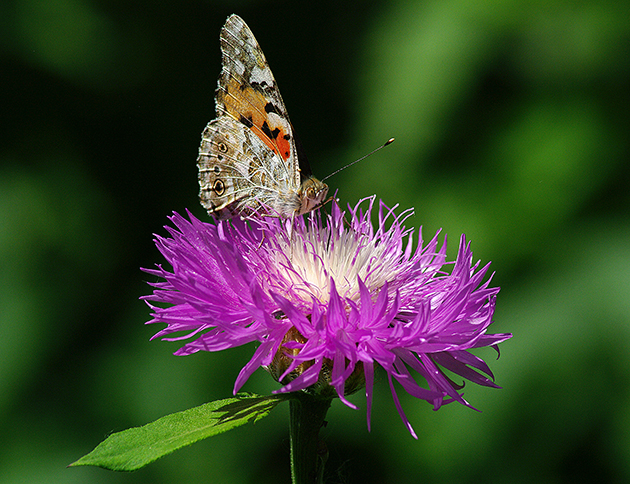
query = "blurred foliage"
(1, 0, 629, 483)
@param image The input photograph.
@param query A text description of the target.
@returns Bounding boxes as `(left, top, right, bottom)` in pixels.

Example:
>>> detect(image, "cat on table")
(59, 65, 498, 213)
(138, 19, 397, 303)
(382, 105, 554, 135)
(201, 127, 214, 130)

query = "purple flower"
(143, 198, 511, 437)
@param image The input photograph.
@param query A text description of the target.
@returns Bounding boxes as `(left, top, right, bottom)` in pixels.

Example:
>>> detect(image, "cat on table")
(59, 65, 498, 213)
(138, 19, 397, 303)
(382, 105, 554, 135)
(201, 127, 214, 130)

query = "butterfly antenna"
(321, 138, 395, 182)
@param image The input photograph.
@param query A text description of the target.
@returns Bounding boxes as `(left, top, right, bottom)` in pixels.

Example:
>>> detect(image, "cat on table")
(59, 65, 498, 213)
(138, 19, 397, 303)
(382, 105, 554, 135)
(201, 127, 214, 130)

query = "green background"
(1, 0, 629, 482)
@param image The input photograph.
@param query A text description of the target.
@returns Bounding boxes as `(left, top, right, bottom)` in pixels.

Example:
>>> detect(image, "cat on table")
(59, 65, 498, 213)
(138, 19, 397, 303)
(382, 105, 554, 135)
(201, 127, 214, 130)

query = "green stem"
(289, 394, 332, 484)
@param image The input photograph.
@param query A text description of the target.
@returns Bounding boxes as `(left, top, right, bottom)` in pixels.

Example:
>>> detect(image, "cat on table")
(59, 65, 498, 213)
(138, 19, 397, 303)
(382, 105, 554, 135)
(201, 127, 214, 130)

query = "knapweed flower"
(143, 198, 511, 437)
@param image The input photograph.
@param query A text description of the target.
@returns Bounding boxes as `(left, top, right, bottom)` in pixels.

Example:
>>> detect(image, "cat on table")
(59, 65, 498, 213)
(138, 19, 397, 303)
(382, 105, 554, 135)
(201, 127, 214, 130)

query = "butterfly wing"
(198, 116, 298, 218)
(197, 14, 302, 218)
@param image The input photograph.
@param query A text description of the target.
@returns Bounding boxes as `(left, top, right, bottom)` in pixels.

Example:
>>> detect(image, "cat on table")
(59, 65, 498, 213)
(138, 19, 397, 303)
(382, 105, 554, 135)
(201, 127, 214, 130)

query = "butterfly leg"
(257, 229, 266, 250)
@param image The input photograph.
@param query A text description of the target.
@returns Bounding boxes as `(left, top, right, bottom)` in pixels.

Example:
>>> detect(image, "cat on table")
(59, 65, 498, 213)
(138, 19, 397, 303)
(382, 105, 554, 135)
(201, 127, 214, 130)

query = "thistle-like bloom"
(143, 198, 511, 437)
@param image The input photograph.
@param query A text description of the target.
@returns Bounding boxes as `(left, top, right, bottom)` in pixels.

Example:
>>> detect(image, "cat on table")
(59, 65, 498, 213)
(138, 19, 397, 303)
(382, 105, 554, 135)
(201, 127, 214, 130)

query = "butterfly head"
(297, 177, 329, 215)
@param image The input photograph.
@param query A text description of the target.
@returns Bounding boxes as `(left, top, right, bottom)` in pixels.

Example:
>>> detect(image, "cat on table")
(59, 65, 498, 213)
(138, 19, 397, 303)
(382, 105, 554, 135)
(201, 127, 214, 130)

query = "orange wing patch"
(219, 77, 292, 161)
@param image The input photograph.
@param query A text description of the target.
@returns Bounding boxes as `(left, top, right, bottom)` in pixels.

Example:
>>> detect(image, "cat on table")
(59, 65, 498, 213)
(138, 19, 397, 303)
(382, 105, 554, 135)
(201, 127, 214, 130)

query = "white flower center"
(268, 221, 405, 306)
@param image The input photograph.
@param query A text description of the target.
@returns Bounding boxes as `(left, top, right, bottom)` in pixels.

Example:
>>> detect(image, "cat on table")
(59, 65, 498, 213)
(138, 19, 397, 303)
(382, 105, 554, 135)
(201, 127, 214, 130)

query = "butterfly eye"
(306, 187, 315, 199)
(213, 179, 226, 196)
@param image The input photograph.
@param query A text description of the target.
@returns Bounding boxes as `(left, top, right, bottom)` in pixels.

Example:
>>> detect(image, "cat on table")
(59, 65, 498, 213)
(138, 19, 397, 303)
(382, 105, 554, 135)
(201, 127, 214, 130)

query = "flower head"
(143, 198, 511, 437)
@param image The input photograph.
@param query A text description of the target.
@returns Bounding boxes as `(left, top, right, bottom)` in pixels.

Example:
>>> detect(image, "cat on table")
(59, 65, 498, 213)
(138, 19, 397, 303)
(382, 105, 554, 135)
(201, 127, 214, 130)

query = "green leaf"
(69, 393, 290, 471)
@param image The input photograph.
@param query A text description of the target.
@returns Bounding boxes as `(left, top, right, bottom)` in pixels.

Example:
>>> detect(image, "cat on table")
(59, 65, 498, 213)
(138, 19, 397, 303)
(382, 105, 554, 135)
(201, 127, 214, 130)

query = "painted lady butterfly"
(197, 14, 329, 219)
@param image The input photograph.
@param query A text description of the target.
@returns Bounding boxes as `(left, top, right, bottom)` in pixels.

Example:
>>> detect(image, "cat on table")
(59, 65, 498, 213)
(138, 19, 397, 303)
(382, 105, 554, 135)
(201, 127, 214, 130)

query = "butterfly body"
(197, 14, 328, 219)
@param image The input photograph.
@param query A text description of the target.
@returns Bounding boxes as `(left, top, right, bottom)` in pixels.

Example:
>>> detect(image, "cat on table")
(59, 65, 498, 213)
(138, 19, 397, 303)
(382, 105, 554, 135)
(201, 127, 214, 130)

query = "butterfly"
(197, 14, 329, 219)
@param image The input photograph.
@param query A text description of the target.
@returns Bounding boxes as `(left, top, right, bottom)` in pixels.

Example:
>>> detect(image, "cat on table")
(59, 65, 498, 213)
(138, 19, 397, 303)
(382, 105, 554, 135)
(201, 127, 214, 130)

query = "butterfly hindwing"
(198, 116, 296, 219)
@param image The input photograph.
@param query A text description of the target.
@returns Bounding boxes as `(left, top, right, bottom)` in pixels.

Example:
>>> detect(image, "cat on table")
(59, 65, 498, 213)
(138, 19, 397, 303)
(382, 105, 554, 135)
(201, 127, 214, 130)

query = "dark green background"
(1, 1, 629, 482)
